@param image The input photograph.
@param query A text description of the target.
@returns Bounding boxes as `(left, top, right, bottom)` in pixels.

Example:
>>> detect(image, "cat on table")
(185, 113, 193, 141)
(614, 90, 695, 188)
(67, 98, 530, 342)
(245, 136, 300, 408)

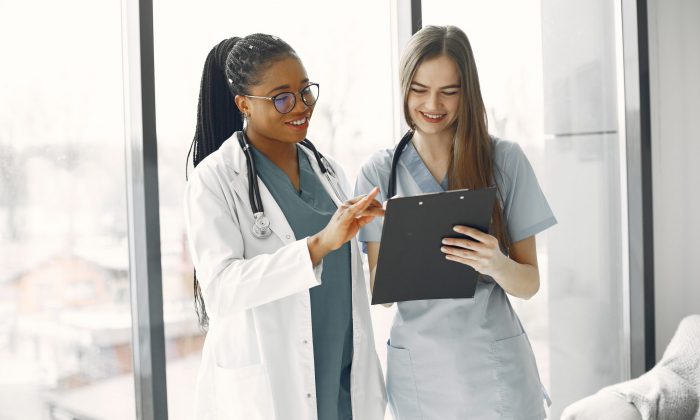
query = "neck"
(411, 127, 453, 164)
(244, 127, 301, 191)
(245, 128, 297, 168)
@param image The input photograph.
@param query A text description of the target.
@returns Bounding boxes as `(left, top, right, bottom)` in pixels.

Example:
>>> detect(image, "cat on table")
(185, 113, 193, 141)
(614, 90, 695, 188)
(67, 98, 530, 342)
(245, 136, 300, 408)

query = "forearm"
(307, 234, 332, 266)
(197, 239, 324, 316)
(366, 242, 393, 307)
(491, 258, 540, 299)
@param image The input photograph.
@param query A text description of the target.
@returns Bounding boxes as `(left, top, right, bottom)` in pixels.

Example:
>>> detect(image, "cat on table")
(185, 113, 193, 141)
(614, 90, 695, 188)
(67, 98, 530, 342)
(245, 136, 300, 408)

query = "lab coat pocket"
(493, 332, 546, 420)
(386, 342, 423, 420)
(214, 363, 275, 420)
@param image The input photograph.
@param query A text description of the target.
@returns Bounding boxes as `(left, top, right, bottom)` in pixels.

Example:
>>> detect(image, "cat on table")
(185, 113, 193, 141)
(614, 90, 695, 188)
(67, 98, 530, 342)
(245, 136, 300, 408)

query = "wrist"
(308, 233, 332, 265)
(315, 231, 335, 253)
(490, 254, 511, 280)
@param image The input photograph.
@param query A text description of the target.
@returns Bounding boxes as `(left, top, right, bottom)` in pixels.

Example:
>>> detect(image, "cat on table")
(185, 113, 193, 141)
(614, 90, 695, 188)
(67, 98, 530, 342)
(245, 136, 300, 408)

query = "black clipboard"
(371, 187, 497, 305)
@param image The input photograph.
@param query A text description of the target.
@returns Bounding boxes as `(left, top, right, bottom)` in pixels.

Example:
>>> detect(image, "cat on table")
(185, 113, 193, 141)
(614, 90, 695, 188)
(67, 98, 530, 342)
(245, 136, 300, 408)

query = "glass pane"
(152, 1, 395, 418)
(0, 1, 136, 419)
(423, 0, 627, 417)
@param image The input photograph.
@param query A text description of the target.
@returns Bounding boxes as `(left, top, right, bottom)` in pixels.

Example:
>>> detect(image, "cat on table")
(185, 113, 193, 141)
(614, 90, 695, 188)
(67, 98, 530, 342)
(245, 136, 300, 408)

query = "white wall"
(648, 0, 700, 360)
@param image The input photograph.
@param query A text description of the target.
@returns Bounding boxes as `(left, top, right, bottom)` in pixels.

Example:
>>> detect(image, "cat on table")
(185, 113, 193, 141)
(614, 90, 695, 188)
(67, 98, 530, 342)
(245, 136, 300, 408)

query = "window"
(152, 1, 395, 417)
(423, 1, 628, 416)
(0, 0, 136, 418)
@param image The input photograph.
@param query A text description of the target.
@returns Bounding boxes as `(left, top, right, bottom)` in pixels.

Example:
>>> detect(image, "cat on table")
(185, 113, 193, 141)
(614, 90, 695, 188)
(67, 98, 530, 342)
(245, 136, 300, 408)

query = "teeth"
(423, 112, 445, 119)
(288, 118, 306, 126)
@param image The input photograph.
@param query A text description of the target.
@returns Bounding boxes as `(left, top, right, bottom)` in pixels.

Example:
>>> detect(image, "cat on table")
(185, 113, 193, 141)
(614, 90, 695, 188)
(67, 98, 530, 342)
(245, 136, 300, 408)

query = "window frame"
(120, 0, 655, 416)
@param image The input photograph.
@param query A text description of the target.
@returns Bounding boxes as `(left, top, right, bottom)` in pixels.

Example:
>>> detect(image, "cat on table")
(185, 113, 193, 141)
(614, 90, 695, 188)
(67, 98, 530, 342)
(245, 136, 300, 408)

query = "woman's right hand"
(308, 187, 384, 265)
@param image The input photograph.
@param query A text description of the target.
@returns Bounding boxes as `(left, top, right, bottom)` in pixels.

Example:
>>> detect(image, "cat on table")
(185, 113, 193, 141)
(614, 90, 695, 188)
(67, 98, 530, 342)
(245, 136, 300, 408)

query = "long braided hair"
(187, 34, 297, 329)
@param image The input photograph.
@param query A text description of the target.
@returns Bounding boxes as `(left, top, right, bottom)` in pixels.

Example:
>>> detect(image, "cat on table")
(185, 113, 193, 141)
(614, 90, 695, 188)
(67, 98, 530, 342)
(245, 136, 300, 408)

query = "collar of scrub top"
(387, 129, 416, 199)
(236, 130, 344, 239)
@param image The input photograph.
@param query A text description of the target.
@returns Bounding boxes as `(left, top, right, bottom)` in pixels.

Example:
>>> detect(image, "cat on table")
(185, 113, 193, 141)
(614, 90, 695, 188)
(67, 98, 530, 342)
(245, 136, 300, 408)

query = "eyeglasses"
(244, 83, 320, 114)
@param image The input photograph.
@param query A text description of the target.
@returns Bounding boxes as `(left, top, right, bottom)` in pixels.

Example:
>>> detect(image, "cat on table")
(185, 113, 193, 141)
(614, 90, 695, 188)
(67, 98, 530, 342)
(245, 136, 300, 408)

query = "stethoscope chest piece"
(237, 131, 341, 240)
(252, 212, 272, 239)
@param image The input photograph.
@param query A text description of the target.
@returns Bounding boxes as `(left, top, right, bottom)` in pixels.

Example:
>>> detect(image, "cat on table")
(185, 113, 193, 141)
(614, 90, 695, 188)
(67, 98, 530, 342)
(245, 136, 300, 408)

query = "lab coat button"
(307, 393, 312, 398)
(303, 339, 308, 344)
(286, 234, 291, 239)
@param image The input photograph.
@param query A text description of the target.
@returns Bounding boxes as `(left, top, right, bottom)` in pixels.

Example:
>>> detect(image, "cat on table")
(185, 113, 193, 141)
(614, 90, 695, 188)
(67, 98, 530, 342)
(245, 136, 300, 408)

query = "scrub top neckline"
(404, 141, 449, 193)
(250, 145, 303, 195)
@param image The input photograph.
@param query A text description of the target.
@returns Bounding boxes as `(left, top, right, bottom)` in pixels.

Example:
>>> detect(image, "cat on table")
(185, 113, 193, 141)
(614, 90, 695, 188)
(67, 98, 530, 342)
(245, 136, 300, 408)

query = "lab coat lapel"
(300, 146, 346, 207)
(227, 135, 296, 245)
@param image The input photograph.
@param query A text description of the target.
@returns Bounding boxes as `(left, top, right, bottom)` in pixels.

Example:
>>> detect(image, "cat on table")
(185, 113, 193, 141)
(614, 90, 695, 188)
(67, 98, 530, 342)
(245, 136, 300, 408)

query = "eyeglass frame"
(242, 83, 320, 114)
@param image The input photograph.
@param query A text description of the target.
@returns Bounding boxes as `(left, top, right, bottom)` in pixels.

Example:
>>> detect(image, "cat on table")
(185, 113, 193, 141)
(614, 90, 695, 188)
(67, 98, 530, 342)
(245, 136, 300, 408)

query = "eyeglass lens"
(272, 84, 319, 114)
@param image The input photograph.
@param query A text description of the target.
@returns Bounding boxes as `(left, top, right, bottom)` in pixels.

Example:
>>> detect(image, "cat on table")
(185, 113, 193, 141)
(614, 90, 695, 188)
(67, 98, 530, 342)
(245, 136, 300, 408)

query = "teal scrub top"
(355, 138, 557, 420)
(252, 146, 353, 420)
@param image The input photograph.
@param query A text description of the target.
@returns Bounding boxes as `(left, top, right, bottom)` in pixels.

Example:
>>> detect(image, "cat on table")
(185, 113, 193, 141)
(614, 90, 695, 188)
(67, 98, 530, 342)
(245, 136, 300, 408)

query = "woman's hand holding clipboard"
(371, 187, 497, 305)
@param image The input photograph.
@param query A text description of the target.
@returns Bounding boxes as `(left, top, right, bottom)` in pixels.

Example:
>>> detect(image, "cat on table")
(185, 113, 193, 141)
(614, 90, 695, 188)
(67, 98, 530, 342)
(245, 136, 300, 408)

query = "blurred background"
(0, 0, 697, 419)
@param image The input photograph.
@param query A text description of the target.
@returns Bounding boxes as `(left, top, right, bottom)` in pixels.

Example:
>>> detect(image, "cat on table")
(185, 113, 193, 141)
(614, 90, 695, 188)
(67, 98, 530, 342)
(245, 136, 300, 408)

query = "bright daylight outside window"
(153, 1, 395, 417)
(423, 1, 627, 418)
(0, 1, 136, 419)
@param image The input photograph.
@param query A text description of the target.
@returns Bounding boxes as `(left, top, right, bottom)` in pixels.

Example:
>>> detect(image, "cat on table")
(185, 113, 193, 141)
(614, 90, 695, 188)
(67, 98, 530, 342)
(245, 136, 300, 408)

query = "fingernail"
(442, 239, 448, 244)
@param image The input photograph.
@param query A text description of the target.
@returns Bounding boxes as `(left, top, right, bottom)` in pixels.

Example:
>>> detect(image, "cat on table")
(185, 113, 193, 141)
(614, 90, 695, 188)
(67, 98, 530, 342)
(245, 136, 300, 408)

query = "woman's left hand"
(441, 225, 508, 278)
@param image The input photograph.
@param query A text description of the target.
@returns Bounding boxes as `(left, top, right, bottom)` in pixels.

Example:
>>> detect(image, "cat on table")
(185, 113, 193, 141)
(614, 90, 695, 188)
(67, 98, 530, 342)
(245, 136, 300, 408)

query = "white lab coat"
(184, 134, 386, 420)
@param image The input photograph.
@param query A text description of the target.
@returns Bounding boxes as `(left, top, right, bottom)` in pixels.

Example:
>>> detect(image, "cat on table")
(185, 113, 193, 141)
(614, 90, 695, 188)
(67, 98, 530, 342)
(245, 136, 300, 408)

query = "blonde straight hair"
(399, 25, 510, 251)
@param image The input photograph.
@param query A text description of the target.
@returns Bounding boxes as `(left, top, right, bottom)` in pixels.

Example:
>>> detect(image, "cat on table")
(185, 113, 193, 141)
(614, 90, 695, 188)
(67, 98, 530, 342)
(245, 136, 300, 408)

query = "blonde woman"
(355, 25, 556, 419)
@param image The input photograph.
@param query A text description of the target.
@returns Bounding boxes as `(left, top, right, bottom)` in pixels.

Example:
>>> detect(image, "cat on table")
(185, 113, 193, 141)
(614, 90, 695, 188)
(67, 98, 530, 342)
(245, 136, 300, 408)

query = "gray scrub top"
(355, 138, 557, 420)
(253, 146, 353, 420)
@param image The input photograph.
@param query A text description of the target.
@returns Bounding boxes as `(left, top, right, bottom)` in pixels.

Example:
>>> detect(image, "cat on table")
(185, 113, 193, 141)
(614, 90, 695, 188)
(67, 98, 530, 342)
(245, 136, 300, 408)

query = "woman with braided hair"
(184, 34, 386, 420)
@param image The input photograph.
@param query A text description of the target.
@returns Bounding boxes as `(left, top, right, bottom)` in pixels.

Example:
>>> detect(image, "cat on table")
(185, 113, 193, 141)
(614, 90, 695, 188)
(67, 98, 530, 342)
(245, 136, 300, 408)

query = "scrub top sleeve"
(502, 142, 557, 243)
(354, 161, 384, 248)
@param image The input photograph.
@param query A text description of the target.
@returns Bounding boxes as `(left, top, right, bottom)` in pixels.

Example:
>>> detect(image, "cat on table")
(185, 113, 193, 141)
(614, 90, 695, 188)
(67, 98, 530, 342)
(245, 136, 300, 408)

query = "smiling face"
(235, 56, 314, 145)
(407, 54, 461, 137)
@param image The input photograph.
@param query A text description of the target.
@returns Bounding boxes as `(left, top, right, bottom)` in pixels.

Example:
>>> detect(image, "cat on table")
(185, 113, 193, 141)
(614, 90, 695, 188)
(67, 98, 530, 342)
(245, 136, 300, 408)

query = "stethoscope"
(387, 129, 415, 199)
(388, 129, 500, 203)
(237, 131, 347, 239)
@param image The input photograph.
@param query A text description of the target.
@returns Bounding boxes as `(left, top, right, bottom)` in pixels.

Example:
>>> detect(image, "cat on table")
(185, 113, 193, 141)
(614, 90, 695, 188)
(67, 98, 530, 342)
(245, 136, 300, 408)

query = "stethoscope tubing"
(387, 129, 415, 199)
(237, 131, 346, 238)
